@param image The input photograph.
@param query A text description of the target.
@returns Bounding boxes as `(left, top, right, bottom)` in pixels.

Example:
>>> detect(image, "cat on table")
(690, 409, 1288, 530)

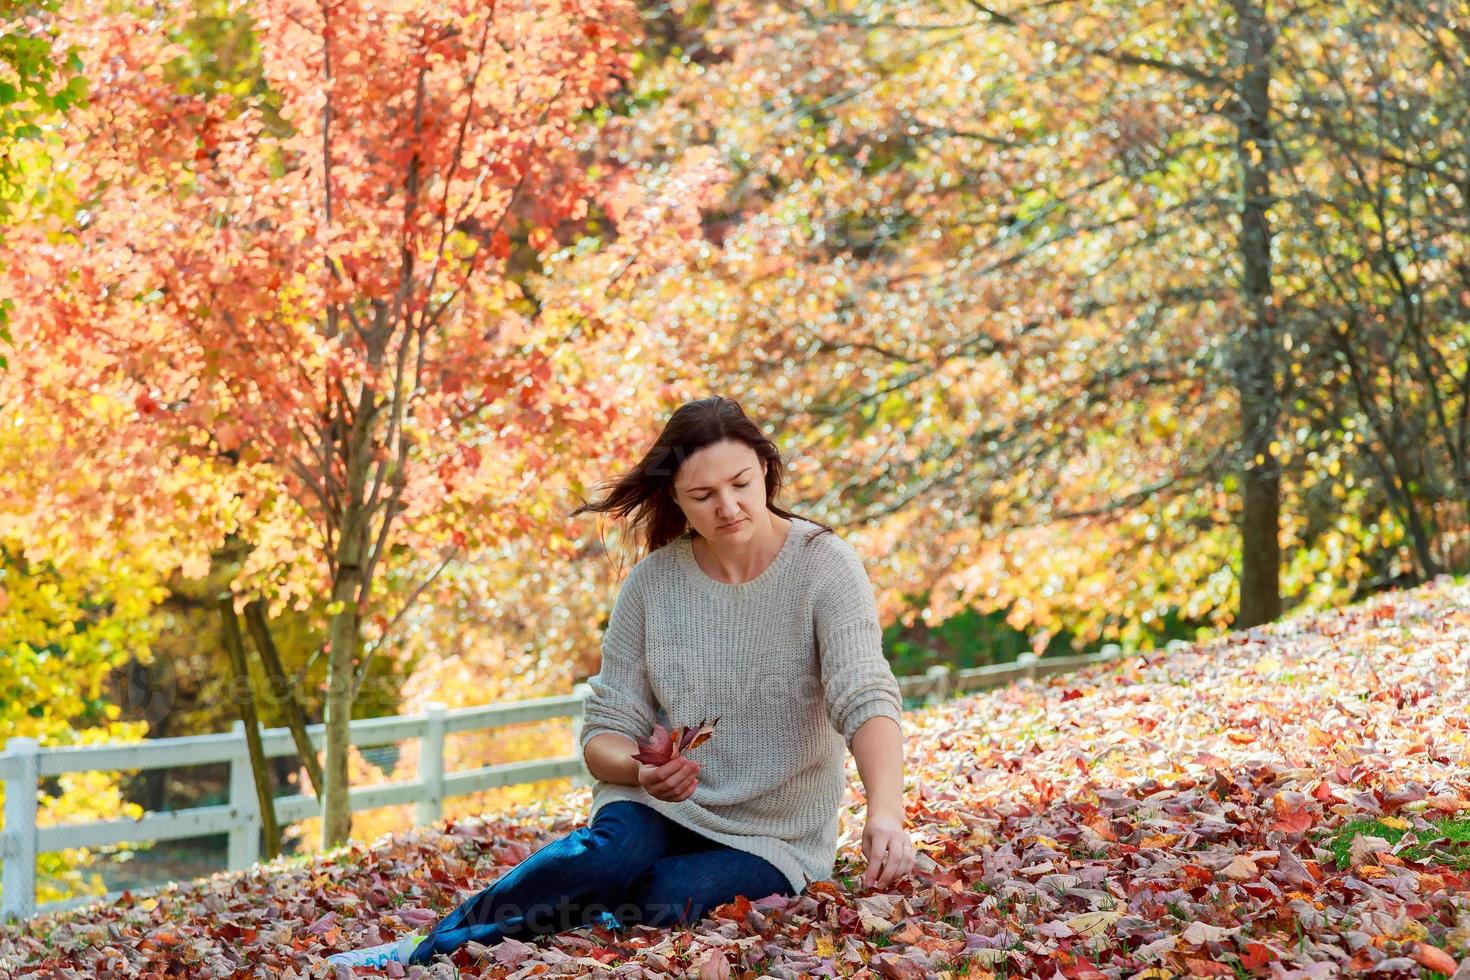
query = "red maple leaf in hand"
(631, 716, 720, 766)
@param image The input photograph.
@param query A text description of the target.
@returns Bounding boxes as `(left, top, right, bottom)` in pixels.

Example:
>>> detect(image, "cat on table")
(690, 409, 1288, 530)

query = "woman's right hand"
(638, 756, 700, 802)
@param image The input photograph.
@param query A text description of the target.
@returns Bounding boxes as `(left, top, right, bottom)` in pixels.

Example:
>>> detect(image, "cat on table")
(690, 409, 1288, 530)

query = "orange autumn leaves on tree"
(2, 0, 731, 850)
(22, 0, 637, 498)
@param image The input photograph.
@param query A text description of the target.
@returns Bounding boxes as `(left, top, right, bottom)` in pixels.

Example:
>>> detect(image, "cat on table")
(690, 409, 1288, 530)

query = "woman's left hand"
(860, 811, 915, 890)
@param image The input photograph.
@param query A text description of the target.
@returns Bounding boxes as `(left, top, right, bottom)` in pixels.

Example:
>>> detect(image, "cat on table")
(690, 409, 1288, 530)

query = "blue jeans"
(406, 801, 795, 965)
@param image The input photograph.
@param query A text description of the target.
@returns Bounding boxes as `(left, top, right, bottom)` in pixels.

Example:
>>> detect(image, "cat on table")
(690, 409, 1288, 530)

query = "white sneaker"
(326, 932, 426, 971)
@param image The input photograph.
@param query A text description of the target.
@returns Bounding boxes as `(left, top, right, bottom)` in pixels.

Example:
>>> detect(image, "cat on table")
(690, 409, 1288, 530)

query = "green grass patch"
(1325, 817, 1470, 870)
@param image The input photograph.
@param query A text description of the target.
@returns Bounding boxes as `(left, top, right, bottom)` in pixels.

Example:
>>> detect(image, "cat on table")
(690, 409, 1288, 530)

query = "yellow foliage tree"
(0, 542, 164, 907)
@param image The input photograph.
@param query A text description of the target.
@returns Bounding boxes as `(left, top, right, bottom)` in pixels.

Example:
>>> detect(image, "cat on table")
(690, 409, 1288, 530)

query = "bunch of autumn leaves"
(632, 717, 720, 766)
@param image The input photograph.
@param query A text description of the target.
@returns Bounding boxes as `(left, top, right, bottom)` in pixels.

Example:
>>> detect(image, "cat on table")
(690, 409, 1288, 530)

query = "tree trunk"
(321, 565, 361, 848)
(1231, 0, 1283, 628)
(219, 596, 282, 860)
(320, 385, 378, 850)
(244, 599, 325, 797)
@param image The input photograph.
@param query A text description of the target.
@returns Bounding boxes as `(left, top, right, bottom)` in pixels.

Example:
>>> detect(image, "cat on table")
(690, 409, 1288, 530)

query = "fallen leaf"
(1348, 834, 1391, 867)
(696, 949, 731, 979)
(1220, 855, 1258, 880)
(1181, 921, 1239, 945)
(1410, 943, 1457, 974)
(1065, 910, 1122, 938)
(1270, 806, 1314, 835)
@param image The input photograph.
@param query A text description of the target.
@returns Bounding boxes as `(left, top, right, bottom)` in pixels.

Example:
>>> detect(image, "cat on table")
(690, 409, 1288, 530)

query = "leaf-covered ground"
(4, 578, 1470, 979)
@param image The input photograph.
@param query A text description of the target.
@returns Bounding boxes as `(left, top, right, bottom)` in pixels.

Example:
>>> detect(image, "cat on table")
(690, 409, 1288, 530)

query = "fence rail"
(0, 641, 1155, 923)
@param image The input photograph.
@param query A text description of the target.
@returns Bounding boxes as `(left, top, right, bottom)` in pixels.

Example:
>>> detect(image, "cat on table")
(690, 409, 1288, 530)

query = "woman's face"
(671, 439, 769, 542)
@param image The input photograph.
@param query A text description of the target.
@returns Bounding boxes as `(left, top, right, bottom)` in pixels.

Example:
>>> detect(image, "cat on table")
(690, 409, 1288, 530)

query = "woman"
(329, 396, 914, 971)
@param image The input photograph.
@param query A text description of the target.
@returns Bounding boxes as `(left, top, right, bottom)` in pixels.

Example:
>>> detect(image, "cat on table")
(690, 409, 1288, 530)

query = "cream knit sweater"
(577, 516, 905, 894)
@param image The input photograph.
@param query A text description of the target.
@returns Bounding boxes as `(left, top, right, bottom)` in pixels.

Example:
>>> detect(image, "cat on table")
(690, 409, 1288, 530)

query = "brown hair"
(570, 395, 834, 558)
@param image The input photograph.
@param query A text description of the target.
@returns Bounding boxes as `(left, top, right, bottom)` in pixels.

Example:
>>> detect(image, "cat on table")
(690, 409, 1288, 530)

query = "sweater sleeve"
(579, 566, 658, 756)
(812, 537, 904, 750)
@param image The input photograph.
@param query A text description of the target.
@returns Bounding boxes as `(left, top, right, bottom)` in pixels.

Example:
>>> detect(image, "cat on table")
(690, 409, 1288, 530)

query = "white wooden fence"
(0, 642, 1150, 923)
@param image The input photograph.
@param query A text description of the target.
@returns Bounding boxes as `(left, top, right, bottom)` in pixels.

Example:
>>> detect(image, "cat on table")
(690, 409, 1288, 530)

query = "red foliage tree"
(4, 0, 725, 847)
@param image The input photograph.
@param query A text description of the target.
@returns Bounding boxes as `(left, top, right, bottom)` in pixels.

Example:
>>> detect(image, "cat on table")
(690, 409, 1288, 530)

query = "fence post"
(227, 720, 261, 872)
(570, 683, 592, 790)
(1016, 651, 1039, 681)
(923, 665, 951, 705)
(416, 702, 446, 827)
(1, 737, 40, 922)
